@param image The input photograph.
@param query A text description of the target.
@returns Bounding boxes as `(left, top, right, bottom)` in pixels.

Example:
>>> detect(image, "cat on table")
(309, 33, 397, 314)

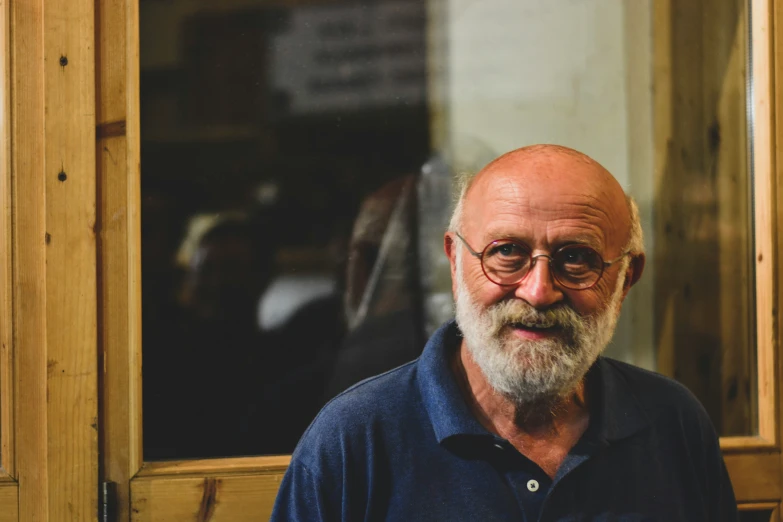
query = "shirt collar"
(589, 356, 652, 443)
(417, 320, 651, 445)
(417, 321, 488, 441)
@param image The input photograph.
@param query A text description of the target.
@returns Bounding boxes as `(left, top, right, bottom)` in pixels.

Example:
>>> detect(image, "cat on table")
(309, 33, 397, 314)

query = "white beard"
(454, 249, 627, 406)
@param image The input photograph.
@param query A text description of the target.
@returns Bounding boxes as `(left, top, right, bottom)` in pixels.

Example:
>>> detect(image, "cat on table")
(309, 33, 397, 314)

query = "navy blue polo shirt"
(271, 321, 738, 521)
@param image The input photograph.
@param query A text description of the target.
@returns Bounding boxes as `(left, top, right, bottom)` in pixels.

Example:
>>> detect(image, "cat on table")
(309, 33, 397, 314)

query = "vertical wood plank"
(43, 0, 99, 515)
(97, 0, 143, 520)
(12, 0, 49, 517)
(772, 0, 783, 518)
(0, 0, 15, 479)
(750, 0, 777, 446)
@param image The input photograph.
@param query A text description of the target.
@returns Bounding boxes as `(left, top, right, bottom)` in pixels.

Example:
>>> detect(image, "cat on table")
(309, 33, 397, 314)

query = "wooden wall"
(8, 0, 99, 519)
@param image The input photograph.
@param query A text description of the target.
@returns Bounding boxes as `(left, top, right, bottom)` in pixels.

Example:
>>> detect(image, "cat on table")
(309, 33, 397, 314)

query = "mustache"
(484, 299, 584, 335)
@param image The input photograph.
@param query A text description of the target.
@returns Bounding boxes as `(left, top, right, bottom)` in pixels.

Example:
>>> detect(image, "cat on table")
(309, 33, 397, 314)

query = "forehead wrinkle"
(480, 189, 615, 233)
(476, 221, 619, 266)
(479, 209, 607, 253)
(559, 197, 629, 251)
(555, 200, 614, 234)
(531, 189, 625, 248)
(544, 218, 606, 252)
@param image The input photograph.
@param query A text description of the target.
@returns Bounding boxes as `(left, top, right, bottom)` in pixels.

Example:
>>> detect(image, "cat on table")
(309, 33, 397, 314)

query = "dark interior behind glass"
(140, 0, 433, 459)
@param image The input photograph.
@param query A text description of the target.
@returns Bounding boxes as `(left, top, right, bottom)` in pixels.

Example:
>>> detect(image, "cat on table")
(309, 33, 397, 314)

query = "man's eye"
(562, 250, 587, 264)
(557, 247, 601, 273)
(498, 244, 518, 256)
(488, 242, 527, 258)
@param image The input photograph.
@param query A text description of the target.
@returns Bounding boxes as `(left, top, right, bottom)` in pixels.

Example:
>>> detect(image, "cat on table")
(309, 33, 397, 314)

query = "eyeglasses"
(454, 232, 629, 290)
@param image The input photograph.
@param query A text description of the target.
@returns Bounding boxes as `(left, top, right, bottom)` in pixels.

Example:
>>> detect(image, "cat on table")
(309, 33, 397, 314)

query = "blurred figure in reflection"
(247, 176, 427, 454)
(146, 216, 276, 459)
(323, 174, 425, 399)
(185, 219, 273, 328)
(343, 177, 410, 327)
(140, 179, 191, 361)
(249, 219, 351, 455)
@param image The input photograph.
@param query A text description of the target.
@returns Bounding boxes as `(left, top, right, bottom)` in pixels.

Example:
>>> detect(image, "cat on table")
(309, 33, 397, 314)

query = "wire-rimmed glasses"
(454, 232, 629, 290)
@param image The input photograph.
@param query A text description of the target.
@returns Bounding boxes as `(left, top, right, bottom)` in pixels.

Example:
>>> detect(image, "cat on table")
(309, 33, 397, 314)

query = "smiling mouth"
(505, 320, 565, 339)
(511, 320, 557, 330)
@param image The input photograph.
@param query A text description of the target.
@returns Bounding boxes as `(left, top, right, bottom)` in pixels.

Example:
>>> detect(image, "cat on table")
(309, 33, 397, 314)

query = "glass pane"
(139, 0, 756, 460)
(644, 0, 756, 436)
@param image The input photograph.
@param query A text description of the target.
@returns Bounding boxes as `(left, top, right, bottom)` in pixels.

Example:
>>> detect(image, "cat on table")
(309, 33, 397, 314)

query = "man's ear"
(621, 253, 646, 298)
(444, 233, 458, 295)
(628, 253, 645, 287)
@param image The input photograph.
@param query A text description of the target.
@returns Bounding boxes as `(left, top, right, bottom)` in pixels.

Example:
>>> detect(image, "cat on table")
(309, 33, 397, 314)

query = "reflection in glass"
(140, 0, 756, 459)
(140, 0, 430, 459)
(652, 0, 755, 436)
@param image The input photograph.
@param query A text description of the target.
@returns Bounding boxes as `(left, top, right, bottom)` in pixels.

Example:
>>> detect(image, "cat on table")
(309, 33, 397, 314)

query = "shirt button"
(527, 479, 540, 492)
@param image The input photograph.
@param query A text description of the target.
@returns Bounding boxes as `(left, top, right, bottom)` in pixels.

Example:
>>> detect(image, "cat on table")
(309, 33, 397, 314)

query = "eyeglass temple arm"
(454, 232, 482, 258)
(603, 250, 632, 267)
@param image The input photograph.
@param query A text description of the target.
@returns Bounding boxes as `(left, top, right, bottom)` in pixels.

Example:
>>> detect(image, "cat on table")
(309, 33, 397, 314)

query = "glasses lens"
(552, 245, 603, 288)
(481, 240, 531, 284)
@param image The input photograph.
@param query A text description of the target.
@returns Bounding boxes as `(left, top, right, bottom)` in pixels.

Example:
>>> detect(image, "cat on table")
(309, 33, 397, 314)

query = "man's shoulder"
(318, 358, 421, 422)
(601, 356, 687, 390)
(291, 358, 425, 469)
(600, 357, 714, 427)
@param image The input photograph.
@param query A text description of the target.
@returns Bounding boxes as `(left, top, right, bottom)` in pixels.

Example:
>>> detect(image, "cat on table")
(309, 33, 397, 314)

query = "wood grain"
(0, 0, 14, 480)
(138, 456, 291, 478)
(751, 0, 777, 447)
(724, 452, 782, 502)
(13, 0, 49, 517)
(43, 0, 100, 516)
(0, 484, 19, 522)
(721, 435, 777, 452)
(96, 1, 144, 522)
(773, 1, 783, 521)
(131, 473, 286, 522)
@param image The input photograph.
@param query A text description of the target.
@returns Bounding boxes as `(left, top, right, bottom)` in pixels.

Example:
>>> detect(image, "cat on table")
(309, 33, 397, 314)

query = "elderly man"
(271, 145, 738, 521)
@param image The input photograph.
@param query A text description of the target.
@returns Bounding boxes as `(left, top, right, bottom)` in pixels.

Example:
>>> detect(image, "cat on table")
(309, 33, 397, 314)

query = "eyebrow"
(557, 237, 603, 251)
(484, 232, 603, 252)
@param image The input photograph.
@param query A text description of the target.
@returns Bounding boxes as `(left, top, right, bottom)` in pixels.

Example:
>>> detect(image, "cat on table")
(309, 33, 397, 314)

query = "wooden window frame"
(91, 0, 783, 519)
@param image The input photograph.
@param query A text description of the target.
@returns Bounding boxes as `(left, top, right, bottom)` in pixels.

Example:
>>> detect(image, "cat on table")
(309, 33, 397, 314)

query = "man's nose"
(513, 255, 565, 308)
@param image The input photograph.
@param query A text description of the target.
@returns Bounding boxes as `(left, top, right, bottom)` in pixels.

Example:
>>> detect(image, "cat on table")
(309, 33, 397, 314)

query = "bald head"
(450, 145, 642, 256)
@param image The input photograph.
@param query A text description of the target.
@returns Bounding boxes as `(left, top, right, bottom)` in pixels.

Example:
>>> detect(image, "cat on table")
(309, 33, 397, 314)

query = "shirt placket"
(492, 438, 553, 522)
(537, 439, 604, 521)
